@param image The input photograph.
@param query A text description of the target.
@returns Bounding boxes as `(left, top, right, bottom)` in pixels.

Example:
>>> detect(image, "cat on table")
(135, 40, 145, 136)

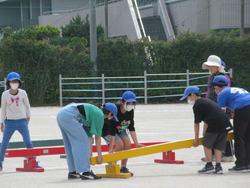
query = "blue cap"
(103, 102, 118, 121)
(122, 91, 137, 102)
(180, 86, 201, 101)
(212, 75, 228, 85)
(7, 72, 21, 81)
(221, 61, 226, 67)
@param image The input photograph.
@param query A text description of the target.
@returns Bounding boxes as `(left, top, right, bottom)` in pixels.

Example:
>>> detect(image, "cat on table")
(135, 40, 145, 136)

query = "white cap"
(202, 55, 221, 69)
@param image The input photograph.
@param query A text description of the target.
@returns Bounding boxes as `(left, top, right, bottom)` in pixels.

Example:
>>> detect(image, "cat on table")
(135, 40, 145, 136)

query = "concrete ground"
(0, 104, 249, 188)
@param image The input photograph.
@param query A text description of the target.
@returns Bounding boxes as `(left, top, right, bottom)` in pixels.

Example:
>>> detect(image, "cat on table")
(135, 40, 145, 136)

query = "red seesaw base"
(16, 157, 44, 172)
(154, 151, 184, 164)
(7, 142, 183, 172)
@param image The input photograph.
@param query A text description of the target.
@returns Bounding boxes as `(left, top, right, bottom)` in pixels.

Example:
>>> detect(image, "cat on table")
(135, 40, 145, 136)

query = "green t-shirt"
(80, 103, 104, 138)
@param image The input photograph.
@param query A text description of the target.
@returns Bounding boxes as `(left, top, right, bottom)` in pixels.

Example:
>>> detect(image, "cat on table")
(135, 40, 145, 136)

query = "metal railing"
(0, 78, 7, 91)
(59, 69, 232, 106)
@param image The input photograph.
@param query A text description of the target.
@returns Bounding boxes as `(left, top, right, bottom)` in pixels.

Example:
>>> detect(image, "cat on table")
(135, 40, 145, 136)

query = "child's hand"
(108, 149, 114, 153)
(97, 155, 103, 164)
(136, 143, 145, 148)
(193, 139, 199, 147)
(0, 123, 4, 133)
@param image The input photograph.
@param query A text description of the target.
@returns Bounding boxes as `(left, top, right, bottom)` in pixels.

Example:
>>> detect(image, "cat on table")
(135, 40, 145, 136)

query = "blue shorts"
(103, 131, 128, 145)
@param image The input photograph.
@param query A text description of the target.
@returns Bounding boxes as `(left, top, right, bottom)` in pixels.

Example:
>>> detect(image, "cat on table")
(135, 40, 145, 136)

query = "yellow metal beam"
(90, 132, 234, 165)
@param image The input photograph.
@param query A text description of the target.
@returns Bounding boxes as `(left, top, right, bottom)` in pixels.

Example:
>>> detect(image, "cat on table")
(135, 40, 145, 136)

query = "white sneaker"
(201, 155, 215, 162)
(221, 156, 234, 162)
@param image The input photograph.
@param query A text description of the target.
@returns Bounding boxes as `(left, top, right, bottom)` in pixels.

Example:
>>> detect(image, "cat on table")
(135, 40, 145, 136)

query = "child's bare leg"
(204, 147, 212, 162)
(214, 149, 222, 163)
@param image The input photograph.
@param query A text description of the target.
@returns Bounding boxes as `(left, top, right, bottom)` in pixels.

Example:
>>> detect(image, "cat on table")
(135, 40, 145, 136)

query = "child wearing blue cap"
(0, 72, 42, 171)
(102, 91, 144, 176)
(180, 86, 232, 174)
(213, 75, 250, 173)
(57, 102, 118, 180)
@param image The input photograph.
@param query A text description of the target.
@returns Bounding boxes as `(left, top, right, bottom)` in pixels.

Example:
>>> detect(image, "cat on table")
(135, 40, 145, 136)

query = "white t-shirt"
(1, 89, 31, 123)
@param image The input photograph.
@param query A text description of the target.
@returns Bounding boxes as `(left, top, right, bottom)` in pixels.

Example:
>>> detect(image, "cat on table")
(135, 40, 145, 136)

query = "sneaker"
(0, 162, 2, 171)
(120, 166, 134, 176)
(198, 165, 215, 174)
(221, 156, 234, 162)
(246, 166, 250, 172)
(214, 165, 223, 174)
(36, 162, 42, 168)
(81, 170, 102, 180)
(201, 155, 215, 162)
(68, 171, 81, 180)
(228, 166, 247, 173)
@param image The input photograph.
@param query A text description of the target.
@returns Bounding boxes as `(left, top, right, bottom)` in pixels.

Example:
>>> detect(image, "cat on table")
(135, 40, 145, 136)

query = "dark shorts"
(203, 132, 228, 151)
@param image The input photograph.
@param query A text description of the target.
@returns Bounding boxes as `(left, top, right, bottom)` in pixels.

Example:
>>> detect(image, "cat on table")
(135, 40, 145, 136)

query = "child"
(56, 102, 118, 180)
(213, 75, 250, 172)
(0, 72, 41, 170)
(180, 86, 232, 174)
(102, 91, 144, 176)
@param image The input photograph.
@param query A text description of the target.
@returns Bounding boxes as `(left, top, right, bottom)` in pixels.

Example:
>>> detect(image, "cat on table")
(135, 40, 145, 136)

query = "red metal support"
(154, 151, 184, 164)
(5, 141, 183, 172)
(16, 157, 44, 172)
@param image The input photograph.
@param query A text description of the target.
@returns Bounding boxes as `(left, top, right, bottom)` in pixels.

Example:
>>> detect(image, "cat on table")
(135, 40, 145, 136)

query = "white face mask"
(187, 99, 195, 105)
(10, 83, 19, 90)
(124, 104, 135, 112)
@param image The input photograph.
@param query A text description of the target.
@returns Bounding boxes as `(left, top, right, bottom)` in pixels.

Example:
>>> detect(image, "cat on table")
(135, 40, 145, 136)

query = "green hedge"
(0, 28, 250, 105)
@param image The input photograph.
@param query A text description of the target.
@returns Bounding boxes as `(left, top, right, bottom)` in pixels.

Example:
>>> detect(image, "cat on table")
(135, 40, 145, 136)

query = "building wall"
(39, 0, 141, 41)
(1, 0, 250, 37)
(0, 0, 52, 29)
(0, 1, 21, 26)
(168, 0, 250, 34)
(51, 0, 86, 12)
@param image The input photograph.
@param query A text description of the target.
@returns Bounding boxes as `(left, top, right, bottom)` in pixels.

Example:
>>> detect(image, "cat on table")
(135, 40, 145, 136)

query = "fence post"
(144, 70, 147, 104)
(102, 74, 105, 104)
(4, 78, 7, 91)
(229, 68, 233, 78)
(186, 69, 190, 86)
(59, 74, 62, 107)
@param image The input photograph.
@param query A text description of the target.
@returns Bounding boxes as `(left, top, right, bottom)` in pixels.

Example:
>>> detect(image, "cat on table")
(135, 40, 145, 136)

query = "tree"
(60, 14, 104, 46)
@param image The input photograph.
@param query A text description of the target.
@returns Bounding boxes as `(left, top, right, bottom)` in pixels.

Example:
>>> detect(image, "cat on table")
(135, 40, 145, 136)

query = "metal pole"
(133, 0, 146, 38)
(104, 0, 108, 39)
(59, 74, 62, 107)
(102, 74, 105, 104)
(40, 0, 42, 16)
(89, 0, 97, 71)
(240, 0, 245, 38)
(229, 68, 233, 78)
(20, 0, 23, 28)
(186, 70, 190, 86)
(4, 78, 7, 91)
(144, 70, 147, 104)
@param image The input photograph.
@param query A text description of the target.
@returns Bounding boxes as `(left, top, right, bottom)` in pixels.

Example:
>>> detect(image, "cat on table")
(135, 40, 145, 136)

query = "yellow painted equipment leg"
(96, 162, 132, 178)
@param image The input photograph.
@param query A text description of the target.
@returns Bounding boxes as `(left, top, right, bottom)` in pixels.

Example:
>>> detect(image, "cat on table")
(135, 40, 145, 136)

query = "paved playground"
(0, 104, 249, 188)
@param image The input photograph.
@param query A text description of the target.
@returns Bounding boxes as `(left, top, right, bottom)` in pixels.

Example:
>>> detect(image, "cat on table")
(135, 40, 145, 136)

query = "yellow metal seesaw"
(90, 132, 234, 178)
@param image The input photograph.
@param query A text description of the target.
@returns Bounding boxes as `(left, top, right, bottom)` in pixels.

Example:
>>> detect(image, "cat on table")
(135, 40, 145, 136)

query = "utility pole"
(89, 0, 97, 71)
(240, 0, 244, 38)
(104, 0, 108, 39)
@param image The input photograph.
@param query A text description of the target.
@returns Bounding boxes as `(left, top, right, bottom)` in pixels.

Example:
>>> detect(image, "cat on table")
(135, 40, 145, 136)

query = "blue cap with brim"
(180, 86, 201, 101)
(212, 75, 228, 85)
(7, 72, 21, 81)
(103, 103, 119, 122)
(122, 91, 137, 103)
